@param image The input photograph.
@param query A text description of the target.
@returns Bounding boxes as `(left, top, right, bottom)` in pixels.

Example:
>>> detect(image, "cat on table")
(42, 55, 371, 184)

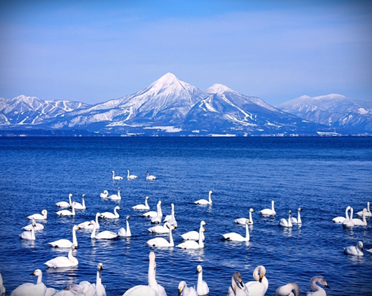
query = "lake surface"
(0, 137, 371, 295)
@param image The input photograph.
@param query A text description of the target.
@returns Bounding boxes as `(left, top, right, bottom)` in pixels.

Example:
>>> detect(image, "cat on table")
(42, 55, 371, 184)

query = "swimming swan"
(306, 276, 330, 296)
(178, 281, 197, 296)
(196, 265, 209, 296)
(146, 171, 157, 181)
(100, 190, 109, 199)
(352, 208, 368, 226)
(27, 209, 47, 220)
(332, 206, 351, 224)
(146, 225, 175, 248)
(44, 245, 78, 268)
(279, 211, 293, 228)
(10, 269, 57, 296)
(357, 201, 371, 217)
(150, 201, 163, 224)
(260, 200, 276, 216)
(181, 221, 206, 241)
(235, 208, 254, 225)
(89, 221, 118, 240)
(344, 241, 364, 256)
(194, 190, 213, 205)
(291, 208, 302, 224)
(245, 265, 268, 296)
(68, 263, 105, 296)
(275, 282, 300, 296)
(163, 203, 177, 227)
(78, 212, 101, 230)
(74, 194, 86, 210)
(133, 196, 150, 210)
(222, 220, 250, 242)
(101, 206, 121, 219)
(56, 202, 76, 217)
(177, 221, 206, 249)
(112, 170, 123, 180)
(19, 224, 36, 240)
(148, 222, 171, 234)
(108, 187, 121, 201)
(23, 218, 44, 231)
(228, 271, 249, 296)
(342, 207, 354, 228)
(48, 225, 80, 248)
(127, 170, 138, 180)
(56, 193, 73, 208)
(118, 216, 131, 237)
(123, 252, 166, 296)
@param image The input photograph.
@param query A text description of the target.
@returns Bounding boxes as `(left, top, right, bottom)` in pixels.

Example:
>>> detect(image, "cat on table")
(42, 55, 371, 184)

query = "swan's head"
(71, 244, 77, 250)
(97, 263, 103, 270)
(232, 272, 244, 289)
(201, 221, 207, 226)
(146, 196, 149, 200)
(289, 210, 292, 214)
(31, 269, 42, 277)
(245, 220, 251, 225)
(298, 208, 302, 211)
(116, 206, 121, 210)
(89, 220, 96, 225)
(250, 208, 255, 212)
(209, 190, 213, 194)
(74, 225, 80, 230)
(42, 209, 47, 215)
(313, 276, 330, 289)
(82, 194, 85, 198)
(358, 241, 364, 250)
(178, 281, 186, 294)
(126, 216, 130, 220)
(196, 265, 203, 274)
(69, 193, 73, 197)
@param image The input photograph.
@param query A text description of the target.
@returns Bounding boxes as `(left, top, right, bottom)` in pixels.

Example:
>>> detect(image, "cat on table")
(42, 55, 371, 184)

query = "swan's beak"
(259, 274, 263, 283)
(196, 267, 200, 274)
(324, 281, 330, 289)
(178, 289, 182, 295)
(99, 264, 103, 270)
(76, 226, 80, 230)
(30, 271, 36, 276)
(237, 280, 244, 289)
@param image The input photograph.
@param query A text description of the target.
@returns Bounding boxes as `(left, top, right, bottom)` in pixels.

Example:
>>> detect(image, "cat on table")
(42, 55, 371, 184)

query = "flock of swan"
(2, 169, 371, 296)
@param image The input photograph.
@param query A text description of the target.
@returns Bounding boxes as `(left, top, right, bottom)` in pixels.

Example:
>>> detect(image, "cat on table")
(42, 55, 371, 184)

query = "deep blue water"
(0, 137, 371, 296)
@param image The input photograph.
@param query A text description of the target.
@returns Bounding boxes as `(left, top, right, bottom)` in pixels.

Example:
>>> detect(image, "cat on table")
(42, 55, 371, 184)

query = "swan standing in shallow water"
(27, 209, 47, 220)
(275, 282, 300, 296)
(112, 170, 123, 180)
(260, 200, 276, 216)
(228, 272, 249, 296)
(196, 265, 209, 296)
(291, 208, 302, 224)
(19, 224, 36, 240)
(306, 276, 330, 296)
(101, 206, 121, 219)
(344, 241, 364, 256)
(178, 281, 197, 296)
(78, 212, 101, 230)
(127, 170, 138, 180)
(194, 190, 213, 205)
(23, 218, 44, 231)
(146, 171, 157, 181)
(123, 252, 167, 296)
(235, 208, 254, 225)
(48, 225, 80, 248)
(74, 194, 86, 210)
(90, 220, 118, 240)
(100, 190, 109, 199)
(44, 244, 78, 268)
(56, 202, 76, 217)
(357, 201, 371, 217)
(146, 225, 175, 247)
(10, 269, 57, 296)
(279, 211, 293, 228)
(332, 206, 351, 224)
(133, 196, 150, 210)
(222, 220, 250, 242)
(108, 187, 121, 201)
(245, 265, 268, 296)
(118, 216, 131, 237)
(56, 193, 73, 208)
(177, 221, 205, 249)
(342, 207, 354, 228)
(352, 208, 368, 226)
(181, 220, 206, 241)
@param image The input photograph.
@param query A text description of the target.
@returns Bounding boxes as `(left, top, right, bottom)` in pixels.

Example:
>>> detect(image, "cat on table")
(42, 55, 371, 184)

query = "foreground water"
(0, 137, 371, 295)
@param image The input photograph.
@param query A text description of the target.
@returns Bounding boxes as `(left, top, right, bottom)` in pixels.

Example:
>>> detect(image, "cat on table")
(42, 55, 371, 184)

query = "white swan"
(291, 208, 302, 224)
(177, 221, 205, 249)
(181, 221, 206, 241)
(74, 194, 86, 210)
(142, 200, 161, 218)
(245, 265, 268, 296)
(260, 200, 276, 216)
(48, 225, 80, 248)
(342, 207, 354, 228)
(306, 276, 330, 296)
(0, 268, 5, 296)
(146, 171, 157, 181)
(108, 187, 121, 201)
(194, 190, 213, 205)
(68, 263, 105, 296)
(23, 218, 44, 231)
(19, 224, 36, 240)
(366, 248, 372, 254)
(222, 220, 250, 242)
(235, 208, 255, 225)
(123, 252, 167, 296)
(178, 281, 197, 296)
(100, 190, 109, 199)
(275, 282, 300, 296)
(163, 203, 177, 227)
(196, 265, 209, 296)
(279, 211, 293, 228)
(344, 241, 364, 256)
(27, 209, 47, 220)
(78, 212, 101, 230)
(44, 244, 78, 268)
(56, 202, 76, 217)
(228, 271, 249, 296)
(148, 222, 171, 234)
(127, 170, 138, 180)
(133, 196, 150, 210)
(357, 201, 371, 217)
(89, 220, 118, 239)
(10, 269, 57, 296)
(118, 216, 132, 237)
(146, 225, 175, 248)
(352, 208, 368, 226)
(112, 170, 123, 180)
(101, 206, 121, 219)
(332, 206, 351, 224)
(56, 193, 73, 208)
(151, 201, 163, 224)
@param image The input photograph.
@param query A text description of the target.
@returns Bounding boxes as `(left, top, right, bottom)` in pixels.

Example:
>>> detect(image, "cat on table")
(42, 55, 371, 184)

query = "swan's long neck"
(68, 194, 72, 205)
(169, 227, 174, 246)
(31, 226, 35, 239)
(91, 223, 96, 238)
(367, 202, 370, 212)
(114, 207, 119, 217)
(245, 223, 250, 241)
(71, 204, 75, 215)
(148, 258, 157, 289)
(197, 271, 203, 291)
(157, 203, 162, 217)
(126, 219, 131, 236)
(95, 213, 100, 228)
(363, 210, 367, 224)
(145, 198, 148, 208)
(198, 226, 204, 247)
(72, 227, 77, 245)
(297, 210, 302, 224)
(82, 197, 85, 207)
(310, 277, 324, 293)
(349, 207, 354, 219)
(36, 273, 42, 285)
(208, 192, 212, 204)
(171, 204, 175, 217)
(249, 210, 253, 222)
(288, 212, 292, 227)
(271, 201, 275, 211)
(127, 171, 130, 178)
(96, 269, 102, 287)
(345, 207, 350, 220)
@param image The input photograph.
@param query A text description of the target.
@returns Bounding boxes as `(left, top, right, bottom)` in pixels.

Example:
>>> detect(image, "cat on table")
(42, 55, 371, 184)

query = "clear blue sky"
(0, 0, 371, 105)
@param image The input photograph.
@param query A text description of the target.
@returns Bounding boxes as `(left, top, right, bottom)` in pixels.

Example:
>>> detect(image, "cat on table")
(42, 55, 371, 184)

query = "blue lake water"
(0, 137, 371, 295)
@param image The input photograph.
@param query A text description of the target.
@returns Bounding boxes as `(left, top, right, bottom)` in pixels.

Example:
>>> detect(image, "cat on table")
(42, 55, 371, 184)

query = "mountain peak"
(206, 84, 237, 94)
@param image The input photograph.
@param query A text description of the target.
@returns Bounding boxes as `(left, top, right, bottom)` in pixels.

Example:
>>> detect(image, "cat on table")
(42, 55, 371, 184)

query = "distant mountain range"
(1, 73, 371, 136)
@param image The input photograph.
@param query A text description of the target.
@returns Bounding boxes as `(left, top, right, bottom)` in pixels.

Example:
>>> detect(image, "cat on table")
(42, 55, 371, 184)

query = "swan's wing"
(123, 285, 157, 296)
(48, 239, 72, 248)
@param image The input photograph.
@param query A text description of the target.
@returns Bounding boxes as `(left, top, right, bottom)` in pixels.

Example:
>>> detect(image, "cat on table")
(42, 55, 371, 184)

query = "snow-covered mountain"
(277, 94, 372, 133)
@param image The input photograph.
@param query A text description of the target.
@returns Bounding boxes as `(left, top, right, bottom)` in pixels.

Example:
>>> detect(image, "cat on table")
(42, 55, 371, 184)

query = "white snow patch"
(144, 126, 182, 133)
(358, 108, 369, 115)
